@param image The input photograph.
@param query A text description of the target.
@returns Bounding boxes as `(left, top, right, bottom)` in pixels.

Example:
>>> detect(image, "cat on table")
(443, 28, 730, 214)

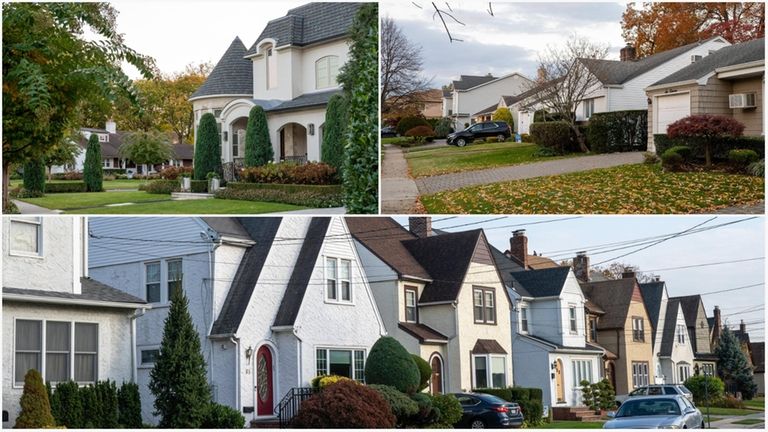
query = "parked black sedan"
(446, 121, 511, 147)
(380, 125, 398, 138)
(452, 392, 524, 429)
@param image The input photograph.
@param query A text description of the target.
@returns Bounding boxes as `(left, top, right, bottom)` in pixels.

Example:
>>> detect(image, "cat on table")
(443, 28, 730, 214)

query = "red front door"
(256, 346, 273, 416)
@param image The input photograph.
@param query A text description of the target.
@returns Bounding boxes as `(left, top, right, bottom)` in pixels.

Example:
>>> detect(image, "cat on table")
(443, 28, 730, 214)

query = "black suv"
(447, 121, 511, 147)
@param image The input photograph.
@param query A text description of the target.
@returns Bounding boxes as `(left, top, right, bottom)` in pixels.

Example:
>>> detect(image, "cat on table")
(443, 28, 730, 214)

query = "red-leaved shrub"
(291, 381, 396, 428)
(240, 162, 339, 185)
(667, 115, 745, 166)
(157, 166, 193, 180)
(404, 125, 435, 143)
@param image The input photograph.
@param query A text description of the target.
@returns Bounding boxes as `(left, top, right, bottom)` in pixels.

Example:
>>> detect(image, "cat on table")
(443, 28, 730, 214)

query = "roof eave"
(2, 293, 148, 309)
(646, 79, 699, 92)
(716, 61, 765, 79)
(219, 235, 256, 246)
(189, 93, 253, 103)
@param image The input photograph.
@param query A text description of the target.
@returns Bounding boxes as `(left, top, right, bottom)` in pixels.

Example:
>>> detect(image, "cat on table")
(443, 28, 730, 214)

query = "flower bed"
(240, 162, 339, 185)
(215, 182, 343, 208)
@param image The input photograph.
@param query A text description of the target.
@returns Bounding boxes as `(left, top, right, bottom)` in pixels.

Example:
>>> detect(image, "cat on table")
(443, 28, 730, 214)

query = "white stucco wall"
(660, 305, 695, 384)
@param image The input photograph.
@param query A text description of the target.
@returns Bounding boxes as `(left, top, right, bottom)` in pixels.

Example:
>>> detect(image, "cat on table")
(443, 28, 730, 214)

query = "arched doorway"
(555, 359, 565, 403)
(229, 117, 248, 164)
(278, 123, 308, 163)
(255, 345, 274, 417)
(430, 354, 444, 395)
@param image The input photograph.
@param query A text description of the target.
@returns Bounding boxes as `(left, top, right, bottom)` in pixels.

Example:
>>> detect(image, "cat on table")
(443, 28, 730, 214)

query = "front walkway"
(708, 200, 765, 214)
(414, 152, 646, 195)
(381, 144, 422, 214)
(13, 200, 61, 214)
(709, 411, 765, 429)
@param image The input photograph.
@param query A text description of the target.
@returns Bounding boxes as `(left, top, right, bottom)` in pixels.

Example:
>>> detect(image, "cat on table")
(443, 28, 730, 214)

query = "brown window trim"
(631, 316, 645, 342)
(473, 286, 497, 325)
(404, 285, 418, 323)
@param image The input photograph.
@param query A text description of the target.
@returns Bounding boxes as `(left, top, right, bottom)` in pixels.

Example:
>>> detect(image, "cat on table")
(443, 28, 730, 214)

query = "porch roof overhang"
(716, 60, 765, 79)
(645, 79, 699, 93)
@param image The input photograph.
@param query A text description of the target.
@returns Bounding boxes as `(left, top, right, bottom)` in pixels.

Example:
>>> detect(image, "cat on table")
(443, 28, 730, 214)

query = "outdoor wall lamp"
(550, 362, 557, 371)
(245, 346, 253, 360)
(308, 123, 315, 135)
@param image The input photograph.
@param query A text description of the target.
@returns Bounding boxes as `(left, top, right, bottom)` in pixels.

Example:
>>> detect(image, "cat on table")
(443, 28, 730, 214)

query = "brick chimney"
(740, 320, 746, 334)
(573, 251, 590, 282)
(621, 267, 636, 279)
(105, 119, 117, 134)
(409, 217, 432, 238)
(712, 306, 722, 345)
(620, 44, 636, 62)
(506, 229, 528, 269)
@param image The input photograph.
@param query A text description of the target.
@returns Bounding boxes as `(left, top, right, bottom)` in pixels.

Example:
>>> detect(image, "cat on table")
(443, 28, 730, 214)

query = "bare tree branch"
(380, 17, 433, 115)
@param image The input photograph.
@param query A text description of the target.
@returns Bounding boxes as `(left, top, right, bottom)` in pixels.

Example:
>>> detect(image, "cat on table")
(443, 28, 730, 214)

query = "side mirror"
(607, 411, 616, 419)
(684, 407, 697, 415)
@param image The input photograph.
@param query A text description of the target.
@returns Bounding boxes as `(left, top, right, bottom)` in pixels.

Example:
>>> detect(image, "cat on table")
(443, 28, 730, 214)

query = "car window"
(457, 396, 478, 406)
(617, 399, 681, 418)
(629, 388, 646, 396)
(648, 387, 663, 395)
(664, 387, 678, 395)
(479, 394, 510, 405)
(680, 397, 693, 410)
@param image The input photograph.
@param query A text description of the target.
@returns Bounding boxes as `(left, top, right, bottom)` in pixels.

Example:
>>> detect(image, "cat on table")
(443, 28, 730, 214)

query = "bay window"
(473, 354, 507, 389)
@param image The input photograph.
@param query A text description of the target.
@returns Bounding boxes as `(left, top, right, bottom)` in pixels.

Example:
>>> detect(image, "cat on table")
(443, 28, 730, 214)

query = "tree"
(411, 355, 432, 392)
(193, 113, 221, 180)
(2, 2, 155, 209)
(149, 283, 212, 428)
(83, 134, 103, 192)
(715, 327, 758, 399)
(244, 105, 272, 167)
(527, 35, 609, 152)
(380, 17, 431, 116)
(667, 114, 745, 166)
(44, 137, 82, 180)
(321, 94, 348, 170)
(338, 3, 379, 213)
(23, 159, 46, 195)
(492, 107, 515, 131)
(590, 262, 658, 282)
(15, 369, 56, 428)
(622, 3, 765, 58)
(364, 336, 421, 394)
(119, 130, 174, 172)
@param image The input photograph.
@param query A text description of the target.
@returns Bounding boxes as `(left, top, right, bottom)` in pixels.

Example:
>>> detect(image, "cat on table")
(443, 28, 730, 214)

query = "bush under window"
(240, 162, 339, 185)
(728, 149, 759, 171)
(291, 380, 396, 428)
(530, 121, 570, 154)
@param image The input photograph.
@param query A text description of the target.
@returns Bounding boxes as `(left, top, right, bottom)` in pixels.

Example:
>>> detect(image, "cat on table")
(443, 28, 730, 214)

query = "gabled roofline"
(244, 35, 348, 59)
(457, 72, 532, 93)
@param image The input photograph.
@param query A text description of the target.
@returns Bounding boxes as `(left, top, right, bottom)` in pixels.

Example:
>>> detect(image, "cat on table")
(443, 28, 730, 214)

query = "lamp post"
(704, 371, 711, 429)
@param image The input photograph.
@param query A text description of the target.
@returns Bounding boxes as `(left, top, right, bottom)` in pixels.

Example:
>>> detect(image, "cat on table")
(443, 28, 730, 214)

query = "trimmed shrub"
(667, 145, 693, 161)
(728, 149, 759, 170)
(83, 133, 104, 192)
(684, 375, 725, 406)
(409, 392, 439, 425)
(312, 375, 352, 390)
(655, 134, 764, 159)
(530, 121, 570, 154)
(79, 384, 98, 428)
(667, 114, 745, 166)
(291, 380, 396, 428)
(365, 336, 421, 394)
(23, 159, 46, 194)
(643, 152, 661, 164)
(215, 183, 343, 208)
(432, 393, 462, 427)
(661, 148, 685, 172)
(53, 171, 84, 180)
(201, 402, 246, 429)
(144, 179, 181, 194)
(747, 159, 764, 177)
(405, 125, 435, 144)
(15, 369, 55, 428)
(412, 355, 432, 392)
(94, 380, 120, 428)
(533, 110, 570, 123)
(597, 379, 615, 411)
(369, 384, 419, 426)
(118, 381, 143, 429)
(521, 399, 544, 426)
(492, 107, 515, 131)
(587, 110, 647, 153)
(240, 162, 339, 185)
(50, 381, 84, 428)
(434, 117, 453, 138)
(533, 146, 559, 157)
(190, 180, 208, 193)
(244, 105, 273, 167)
(520, 133, 533, 143)
(194, 113, 222, 180)
(157, 165, 193, 180)
(322, 94, 349, 170)
(44, 182, 87, 193)
(397, 116, 430, 136)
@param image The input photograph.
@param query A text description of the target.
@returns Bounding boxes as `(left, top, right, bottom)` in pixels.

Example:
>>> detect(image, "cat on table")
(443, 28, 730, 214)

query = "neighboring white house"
(441, 73, 533, 131)
(189, 3, 362, 174)
(88, 216, 386, 425)
(2, 217, 147, 428)
(348, 217, 514, 394)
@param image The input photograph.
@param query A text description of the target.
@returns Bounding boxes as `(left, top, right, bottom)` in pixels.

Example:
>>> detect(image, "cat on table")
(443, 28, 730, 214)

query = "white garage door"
(656, 93, 690, 134)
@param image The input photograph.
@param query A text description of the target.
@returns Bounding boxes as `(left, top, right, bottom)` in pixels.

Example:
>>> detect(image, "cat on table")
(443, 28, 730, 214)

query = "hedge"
(190, 180, 208, 193)
(397, 116, 430, 136)
(143, 179, 181, 194)
(291, 380, 396, 428)
(654, 134, 765, 159)
(215, 183, 343, 208)
(240, 162, 339, 185)
(587, 110, 647, 153)
(226, 182, 342, 194)
(44, 182, 87, 193)
(530, 121, 570, 154)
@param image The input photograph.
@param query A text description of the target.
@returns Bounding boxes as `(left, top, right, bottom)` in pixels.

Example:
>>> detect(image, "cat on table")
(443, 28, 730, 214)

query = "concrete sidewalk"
(13, 200, 61, 214)
(381, 144, 421, 214)
(708, 411, 764, 429)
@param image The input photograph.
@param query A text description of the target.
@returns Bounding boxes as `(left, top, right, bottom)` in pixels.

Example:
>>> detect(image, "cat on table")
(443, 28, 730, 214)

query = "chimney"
(654, 275, 661, 282)
(506, 229, 528, 269)
(712, 306, 722, 345)
(620, 44, 636, 62)
(105, 119, 117, 134)
(573, 251, 590, 282)
(409, 217, 432, 238)
(740, 320, 746, 334)
(621, 267, 636, 279)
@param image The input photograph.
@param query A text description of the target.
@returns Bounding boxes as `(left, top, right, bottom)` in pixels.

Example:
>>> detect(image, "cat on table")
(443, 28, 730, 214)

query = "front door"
(256, 346, 273, 416)
(430, 356, 443, 395)
(555, 359, 565, 403)
(279, 129, 285, 161)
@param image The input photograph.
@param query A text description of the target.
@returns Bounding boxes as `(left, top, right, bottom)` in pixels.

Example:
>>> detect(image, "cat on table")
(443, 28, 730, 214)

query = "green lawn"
(421, 163, 765, 214)
(731, 418, 764, 425)
(538, 420, 604, 429)
(19, 191, 168, 210)
(743, 397, 765, 410)
(404, 141, 581, 177)
(11, 179, 147, 190)
(704, 407, 764, 416)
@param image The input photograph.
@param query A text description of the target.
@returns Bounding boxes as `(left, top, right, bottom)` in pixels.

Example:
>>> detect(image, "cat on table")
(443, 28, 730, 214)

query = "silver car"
(616, 385, 694, 406)
(604, 395, 704, 429)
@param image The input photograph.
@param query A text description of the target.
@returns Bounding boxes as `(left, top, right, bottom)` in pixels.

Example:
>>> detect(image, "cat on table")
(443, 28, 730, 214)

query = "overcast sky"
(382, 1, 628, 86)
(394, 216, 765, 342)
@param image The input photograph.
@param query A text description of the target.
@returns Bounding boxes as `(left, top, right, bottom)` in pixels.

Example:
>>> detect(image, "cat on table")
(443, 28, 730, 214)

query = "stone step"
(171, 192, 214, 200)
(250, 417, 280, 429)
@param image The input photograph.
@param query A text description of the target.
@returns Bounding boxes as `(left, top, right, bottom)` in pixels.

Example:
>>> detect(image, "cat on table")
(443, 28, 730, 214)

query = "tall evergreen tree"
(83, 133, 103, 192)
(244, 105, 272, 167)
(715, 327, 758, 399)
(321, 94, 348, 170)
(338, 2, 379, 213)
(149, 283, 211, 427)
(193, 113, 222, 180)
(15, 369, 56, 428)
(22, 158, 46, 194)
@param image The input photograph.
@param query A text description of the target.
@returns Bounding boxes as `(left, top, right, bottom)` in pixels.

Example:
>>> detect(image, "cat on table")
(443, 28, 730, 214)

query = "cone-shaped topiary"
(83, 133, 103, 192)
(321, 94, 348, 170)
(118, 381, 143, 428)
(194, 113, 222, 180)
(244, 105, 273, 167)
(22, 159, 46, 194)
(365, 336, 420, 394)
(412, 355, 431, 392)
(14, 369, 56, 428)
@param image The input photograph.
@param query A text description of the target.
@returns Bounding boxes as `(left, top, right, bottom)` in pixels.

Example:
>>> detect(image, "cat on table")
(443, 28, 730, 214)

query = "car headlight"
(657, 425, 680, 429)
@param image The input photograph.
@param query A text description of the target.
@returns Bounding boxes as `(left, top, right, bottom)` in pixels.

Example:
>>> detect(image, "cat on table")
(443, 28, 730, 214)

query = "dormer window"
(315, 55, 340, 89)
(520, 307, 529, 333)
(569, 305, 578, 333)
(98, 134, 109, 143)
(404, 286, 418, 322)
(265, 44, 277, 90)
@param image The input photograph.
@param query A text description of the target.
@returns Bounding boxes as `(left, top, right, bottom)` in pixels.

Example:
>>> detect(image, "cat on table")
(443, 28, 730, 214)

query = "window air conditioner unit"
(691, 55, 703, 63)
(729, 93, 757, 108)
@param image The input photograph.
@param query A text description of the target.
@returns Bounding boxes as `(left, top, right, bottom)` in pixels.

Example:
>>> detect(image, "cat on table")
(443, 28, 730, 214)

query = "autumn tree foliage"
(622, 2, 766, 57)
(667, 114, 745, 166)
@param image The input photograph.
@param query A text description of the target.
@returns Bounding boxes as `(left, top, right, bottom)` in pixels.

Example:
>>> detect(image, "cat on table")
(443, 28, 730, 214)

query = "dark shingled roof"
(210, 218, 282, 335)
(639, 281, 666, 346)
(585, 298, 605, 315)
(266, 89, 342, 113)
(472, 339, 507, 354)
(652, 38, 764, 86)
(581, 278, 642, 329)
(190, 37, 253, 100)
(201, 217, 251, 241)
(522, 333, 605, 353)
(452, 74, 497, 90)
(247, 2, 363, 55)
(751, 342, 764, 373)
(491, 246, 526, 293)
(274, 218, 331, 326)
(402, 229, 483, 303)
(398, 322, 449, 343)
(509, 267, 570, 298)
(472, 102, 500, 117)
(346, 217, 431, 280)
(78, 131, 193, 161)
(4, 278, 145, 306)
(671, 295, 704, 329)
(659, 299, 682, 357)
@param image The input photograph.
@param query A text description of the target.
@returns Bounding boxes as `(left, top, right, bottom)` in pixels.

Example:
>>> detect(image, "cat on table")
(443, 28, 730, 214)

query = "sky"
(393, 215, 766, 342)
(382, 1, 629, 86)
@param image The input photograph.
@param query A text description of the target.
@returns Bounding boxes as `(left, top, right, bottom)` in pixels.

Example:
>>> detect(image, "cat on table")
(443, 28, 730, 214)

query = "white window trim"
(8, 217, 44, 258)
(404, 287, 418, 323)
(571, 358, 595, 388)
(520, 306, 529, 334)
(315, 55, 340, 90)
(568, 304, 578, 334)
(324, 256, 354, 305)
(314, 346, 367, 382)
(143, 257, 183, 305)
(473, 287, 496, 325)
(138, 344, 161, 369)
(471, 354, 507, 389)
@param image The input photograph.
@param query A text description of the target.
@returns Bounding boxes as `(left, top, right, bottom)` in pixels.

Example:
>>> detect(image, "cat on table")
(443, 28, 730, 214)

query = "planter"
(181, 177, 191, 191)
(209, 178, 220, 193)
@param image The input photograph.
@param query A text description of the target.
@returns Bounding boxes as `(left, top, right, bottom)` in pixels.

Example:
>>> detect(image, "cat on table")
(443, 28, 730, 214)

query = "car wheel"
(701, 421, 706, 429)
(496, 134, 506, 142)
(456, 138, 467, 147)
(470, 419, 486, 429)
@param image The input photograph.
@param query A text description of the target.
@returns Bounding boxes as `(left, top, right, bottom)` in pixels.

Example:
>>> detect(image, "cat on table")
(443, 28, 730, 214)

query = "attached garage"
(654, 92, 690, 134)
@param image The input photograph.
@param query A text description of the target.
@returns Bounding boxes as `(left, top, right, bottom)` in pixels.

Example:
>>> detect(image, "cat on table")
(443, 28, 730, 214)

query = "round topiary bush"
(432, 393, 463, 427)
(728, 149, 759, 170)
(661, 148, 684, 172)
(364, 336, 420, 394)
(684, 375, 725, 405)
(667, 145, 693, 161)
(368, 384, 419, 426)
(412, 355, 431, 392)
(291, 380, 395, 428)
(201, 402, 246, 428)
(397, 116, 430, 136)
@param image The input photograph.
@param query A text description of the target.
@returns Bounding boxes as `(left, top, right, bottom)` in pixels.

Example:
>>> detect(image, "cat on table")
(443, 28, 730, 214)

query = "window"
(15, 320, 42, 386)
(266, 45, 277, 89)
(584, 99, 595, 119)
(141, 349, 160, 365)
(632, 317, 645, 342)
(677, 324, 686, 344)
(102, 159, 112, 168)
(46, 321, 71, 383)
(701, 363, 715, 376)
(520, 307, 529, 333)
(404, 287, 417, 322)
(491, 356, 507, 388)
(167, 259, 183, 300)
(75, 323, 98, 383)
(473, 287, 496, 324)
(632, 361, 650, 388)
(326, 258, 351, 302)
(589, 317, 598, 342)
(473, 355, 507, 389)
(315, 55, 340, 89)
(10, 217, 42, 256)
(569, 306, 578, 333)
(572, 360, 593, 387)
(145, 262, 161, 303)
(98, 134, 108, 143)
(678, 364, 691, 383)
(474, 356, 488, 388)
(232, 128, 239, 157)
(315, 348, 366, 381)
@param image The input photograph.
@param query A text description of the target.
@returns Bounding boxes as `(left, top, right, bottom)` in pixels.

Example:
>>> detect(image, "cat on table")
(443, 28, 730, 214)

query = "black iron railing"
(276, 387, 316, 428)
(282, 155, 308, 164)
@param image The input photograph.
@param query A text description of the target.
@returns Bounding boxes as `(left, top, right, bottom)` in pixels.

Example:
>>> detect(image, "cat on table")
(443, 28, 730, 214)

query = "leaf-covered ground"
(420, 164, 764, 214)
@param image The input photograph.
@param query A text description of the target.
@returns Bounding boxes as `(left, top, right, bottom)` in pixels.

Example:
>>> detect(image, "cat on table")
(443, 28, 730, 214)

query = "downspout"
(203, 231, 222, 385)
(294, 328, 303, 387)
(130, 308, 147, 383)
(230, 336, 240, 410)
